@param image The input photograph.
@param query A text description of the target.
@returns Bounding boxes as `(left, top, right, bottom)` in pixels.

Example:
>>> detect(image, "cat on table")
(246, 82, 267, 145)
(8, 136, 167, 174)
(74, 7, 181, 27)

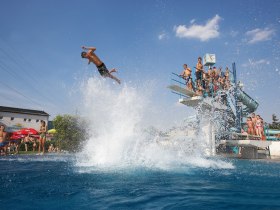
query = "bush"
(52, 114, 90, 153)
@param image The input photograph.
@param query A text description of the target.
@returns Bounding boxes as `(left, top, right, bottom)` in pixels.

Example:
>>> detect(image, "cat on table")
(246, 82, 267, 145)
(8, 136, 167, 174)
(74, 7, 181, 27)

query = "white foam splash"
(76, 77, 234, 171)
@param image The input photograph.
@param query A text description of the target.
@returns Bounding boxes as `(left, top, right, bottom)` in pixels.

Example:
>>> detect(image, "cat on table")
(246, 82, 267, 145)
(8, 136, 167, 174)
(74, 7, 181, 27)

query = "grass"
(18, 150, 39, 155)
(6, 150, 42, 155)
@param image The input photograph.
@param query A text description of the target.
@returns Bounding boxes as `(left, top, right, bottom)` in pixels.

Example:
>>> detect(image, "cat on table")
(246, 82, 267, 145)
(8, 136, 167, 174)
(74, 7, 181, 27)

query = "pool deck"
(220, 139, 271, 148)
(219, 140, 280, 159)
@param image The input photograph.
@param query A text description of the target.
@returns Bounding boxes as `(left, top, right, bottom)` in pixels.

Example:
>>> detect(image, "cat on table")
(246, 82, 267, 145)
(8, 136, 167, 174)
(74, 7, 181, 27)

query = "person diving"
(81, 46, 121, 84)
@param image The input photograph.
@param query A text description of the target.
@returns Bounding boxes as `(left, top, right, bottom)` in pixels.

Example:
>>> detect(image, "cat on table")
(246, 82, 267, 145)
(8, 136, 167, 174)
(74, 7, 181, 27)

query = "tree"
(269, 114, 280, 129)
(53, 114, 90, 152)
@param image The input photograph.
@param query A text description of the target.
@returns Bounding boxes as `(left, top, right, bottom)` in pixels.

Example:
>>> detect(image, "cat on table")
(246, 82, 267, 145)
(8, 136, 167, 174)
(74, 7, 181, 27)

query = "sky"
(0, 0, 279, 127)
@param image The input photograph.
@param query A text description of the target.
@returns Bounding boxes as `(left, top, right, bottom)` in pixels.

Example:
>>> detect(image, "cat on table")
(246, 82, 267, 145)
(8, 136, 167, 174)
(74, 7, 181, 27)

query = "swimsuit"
(255, 121, 262, 128)
(182, 76, 191, 85)
(196, 71, 202, 81)
(40, 127, 46, 138)
(40, 133, 46, 138)
(97, 63, 110, 77)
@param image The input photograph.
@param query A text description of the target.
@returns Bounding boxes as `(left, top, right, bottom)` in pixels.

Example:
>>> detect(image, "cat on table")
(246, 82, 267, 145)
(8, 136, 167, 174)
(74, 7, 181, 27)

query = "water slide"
(265, 129, 280, 141)
(267, 136, 280, 141)
(236, 88, 259, 115)
(266, 129, 280, 135)
(225, 88, 258, 117)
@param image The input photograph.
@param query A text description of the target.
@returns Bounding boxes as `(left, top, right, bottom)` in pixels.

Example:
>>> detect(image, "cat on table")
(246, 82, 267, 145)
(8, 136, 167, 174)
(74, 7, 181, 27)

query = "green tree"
(53, 114, 90, 152)
(269, 114, 280, 129)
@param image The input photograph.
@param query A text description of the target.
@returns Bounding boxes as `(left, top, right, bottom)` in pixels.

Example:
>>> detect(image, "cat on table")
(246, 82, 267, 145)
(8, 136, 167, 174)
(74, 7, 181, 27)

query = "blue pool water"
(1, 155, 280, 210)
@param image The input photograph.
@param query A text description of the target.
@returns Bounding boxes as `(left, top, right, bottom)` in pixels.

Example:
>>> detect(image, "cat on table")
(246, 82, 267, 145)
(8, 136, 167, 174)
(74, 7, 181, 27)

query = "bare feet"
(110, 68, 117, 74)
(116, 79, 121, 84)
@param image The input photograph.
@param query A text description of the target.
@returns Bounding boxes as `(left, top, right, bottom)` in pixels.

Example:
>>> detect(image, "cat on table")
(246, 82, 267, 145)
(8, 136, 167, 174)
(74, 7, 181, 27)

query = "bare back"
(87, 50, 103, 67)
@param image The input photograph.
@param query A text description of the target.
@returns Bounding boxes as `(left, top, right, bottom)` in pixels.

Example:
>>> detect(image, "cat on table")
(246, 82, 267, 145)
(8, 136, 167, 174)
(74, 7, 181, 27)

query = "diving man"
(81, 46, 121, 84)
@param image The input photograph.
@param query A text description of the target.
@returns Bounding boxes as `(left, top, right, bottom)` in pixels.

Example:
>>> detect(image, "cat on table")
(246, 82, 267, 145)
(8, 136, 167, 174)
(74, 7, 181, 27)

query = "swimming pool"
(1, 155, 280, 210)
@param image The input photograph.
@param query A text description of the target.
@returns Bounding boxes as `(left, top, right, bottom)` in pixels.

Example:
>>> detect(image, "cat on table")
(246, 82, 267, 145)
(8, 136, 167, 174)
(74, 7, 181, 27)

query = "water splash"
(76, 77, 234, 171)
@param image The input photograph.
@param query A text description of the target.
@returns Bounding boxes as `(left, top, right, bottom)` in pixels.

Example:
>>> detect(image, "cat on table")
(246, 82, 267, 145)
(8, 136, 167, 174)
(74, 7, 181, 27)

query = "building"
(0, 106, 49, 132)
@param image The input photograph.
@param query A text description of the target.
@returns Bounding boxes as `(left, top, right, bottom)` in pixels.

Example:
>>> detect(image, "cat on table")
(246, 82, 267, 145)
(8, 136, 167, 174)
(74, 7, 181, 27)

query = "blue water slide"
(266, 129, 280, 135)
(236, 89, 259, 114)
(226, 92, 237, 116)
(266, 136, 280, 141)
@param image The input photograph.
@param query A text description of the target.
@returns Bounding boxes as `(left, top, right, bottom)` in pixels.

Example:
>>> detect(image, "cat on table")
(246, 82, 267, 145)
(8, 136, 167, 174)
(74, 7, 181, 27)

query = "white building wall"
(0, 111, 49, 131)
(269, 142, 280, 159)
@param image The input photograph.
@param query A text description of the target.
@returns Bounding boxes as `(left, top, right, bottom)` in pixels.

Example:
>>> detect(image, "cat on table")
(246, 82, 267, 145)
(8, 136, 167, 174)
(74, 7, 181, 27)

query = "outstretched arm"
(81, 46, 96, 52)
(180, 70, 185, 77)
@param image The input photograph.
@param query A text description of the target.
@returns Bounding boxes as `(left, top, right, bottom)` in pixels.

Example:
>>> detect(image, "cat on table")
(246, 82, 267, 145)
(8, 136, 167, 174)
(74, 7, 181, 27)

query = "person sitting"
(48, 144, 54, 153)
(196, 82, 204, 96)
(187, 78, 195, 92)
(32, 139, 37, 152)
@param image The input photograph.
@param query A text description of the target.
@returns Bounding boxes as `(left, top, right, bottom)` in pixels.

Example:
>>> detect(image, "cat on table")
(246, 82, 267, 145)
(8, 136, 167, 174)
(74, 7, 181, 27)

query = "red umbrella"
(13, 128, 38, 135)
(13, 130, 23, 135)
(10, 134, 24, 140)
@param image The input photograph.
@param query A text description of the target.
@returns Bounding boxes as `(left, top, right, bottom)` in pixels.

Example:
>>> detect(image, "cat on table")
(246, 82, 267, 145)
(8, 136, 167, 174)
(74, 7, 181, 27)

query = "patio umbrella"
(13, 130, 24, 136)
(47, 129, 57, 134)
(22, 128, 38, 135)
(10, 134, 24, 140)
(13, 128, 38, 135)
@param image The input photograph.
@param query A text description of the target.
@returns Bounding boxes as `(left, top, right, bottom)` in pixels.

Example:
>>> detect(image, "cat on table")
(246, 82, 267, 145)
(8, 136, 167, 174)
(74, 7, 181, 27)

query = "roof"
(0, 106, 49, 117)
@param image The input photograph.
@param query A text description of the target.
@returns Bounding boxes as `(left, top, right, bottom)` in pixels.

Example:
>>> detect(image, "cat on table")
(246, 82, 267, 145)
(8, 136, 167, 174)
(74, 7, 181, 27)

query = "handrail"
(171, 72, 182, 78)
(171, 78, 186, 86)
(171, 91, 187, 98)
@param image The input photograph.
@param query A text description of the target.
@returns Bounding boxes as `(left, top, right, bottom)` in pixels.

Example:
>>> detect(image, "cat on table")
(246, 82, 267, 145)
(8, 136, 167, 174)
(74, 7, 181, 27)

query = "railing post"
(232, 62, 242, 132)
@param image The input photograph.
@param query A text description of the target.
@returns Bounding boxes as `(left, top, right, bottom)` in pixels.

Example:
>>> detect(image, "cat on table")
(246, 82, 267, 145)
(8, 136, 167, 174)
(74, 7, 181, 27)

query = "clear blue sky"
(0, 0, 279, 125)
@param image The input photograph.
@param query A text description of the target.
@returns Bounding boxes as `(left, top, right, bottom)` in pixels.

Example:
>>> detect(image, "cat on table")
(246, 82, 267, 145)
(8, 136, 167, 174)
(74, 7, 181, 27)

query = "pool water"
(1, 155, 280, 210)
